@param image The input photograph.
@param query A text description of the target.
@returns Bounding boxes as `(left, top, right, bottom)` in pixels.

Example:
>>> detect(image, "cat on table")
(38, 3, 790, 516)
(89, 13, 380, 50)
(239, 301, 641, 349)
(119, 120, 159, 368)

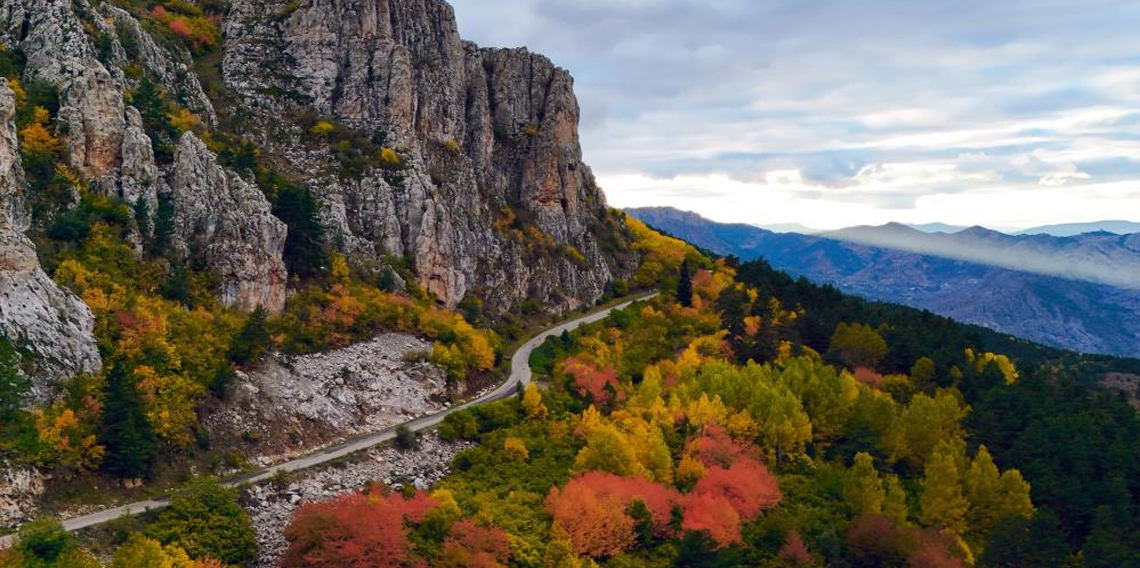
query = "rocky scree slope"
(0, 0, 635, 387)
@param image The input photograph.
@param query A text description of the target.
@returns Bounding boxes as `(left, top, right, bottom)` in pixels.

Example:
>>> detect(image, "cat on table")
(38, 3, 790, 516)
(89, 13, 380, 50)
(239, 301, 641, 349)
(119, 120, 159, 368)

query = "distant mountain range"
(758, 220, 1140, 237)
(826, 223, 1140, 290)
(1016, 220, 1140, 237)
(626, 207, 1140, 357)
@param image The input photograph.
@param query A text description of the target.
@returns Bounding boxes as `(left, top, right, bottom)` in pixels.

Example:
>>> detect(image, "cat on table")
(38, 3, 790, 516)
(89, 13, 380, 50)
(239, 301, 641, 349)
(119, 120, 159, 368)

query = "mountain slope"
(0, 0, 638, 390)
(626, 207, 1140, 357)
(1018, 220, 1140, 236)
(827, 222, 1140, 290)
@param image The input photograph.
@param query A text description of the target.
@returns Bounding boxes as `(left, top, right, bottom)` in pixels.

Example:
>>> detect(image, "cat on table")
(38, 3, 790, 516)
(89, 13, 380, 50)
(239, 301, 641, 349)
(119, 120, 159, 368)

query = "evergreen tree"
(980, 510, 1070, 568)
(159, 261, 191, 306)
(0, 339, 28, 425)
(148, 195, 175, 258)
(132, 197, 150, 240)
(272, 183, 325, 279)
(674, 531, 741, 568)
(677, 258, 693, 307)
(227, 306, 272, 366)
(98, 360, 157, 480)
(377, 265, 398, 292)
(920, 441, 969, 534)
(131, 79, 178, 161)
(628, 499, 655, 549)
(846, 452, 886, 517)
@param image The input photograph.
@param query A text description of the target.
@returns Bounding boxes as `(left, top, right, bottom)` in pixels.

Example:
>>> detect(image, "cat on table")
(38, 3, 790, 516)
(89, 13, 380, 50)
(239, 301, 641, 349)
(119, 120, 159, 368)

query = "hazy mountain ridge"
(1018, 220, 1140, 236)
(626, 207, 1140, 357)
(826, 222, 1140, 290)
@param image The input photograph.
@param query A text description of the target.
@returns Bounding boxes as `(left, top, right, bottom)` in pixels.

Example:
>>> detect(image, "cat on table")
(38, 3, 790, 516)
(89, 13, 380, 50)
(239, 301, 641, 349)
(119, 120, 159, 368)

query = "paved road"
(0, 293, 656, 548)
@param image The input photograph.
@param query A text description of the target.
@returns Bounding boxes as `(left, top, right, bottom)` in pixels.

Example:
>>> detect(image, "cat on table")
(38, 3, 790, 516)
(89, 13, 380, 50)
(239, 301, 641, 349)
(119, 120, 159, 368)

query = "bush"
(227, 306, 273, 366)
(10, 518, 101, 567)
(439, 410, 480, 441)
(395, 424, 418, 451)
(45, 195, 131, 243)
(147, 478, 258, 566)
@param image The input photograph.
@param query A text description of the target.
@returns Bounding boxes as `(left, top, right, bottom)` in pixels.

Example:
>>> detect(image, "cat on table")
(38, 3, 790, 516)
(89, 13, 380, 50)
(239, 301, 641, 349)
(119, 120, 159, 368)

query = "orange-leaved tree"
(545, 471, 680, 558)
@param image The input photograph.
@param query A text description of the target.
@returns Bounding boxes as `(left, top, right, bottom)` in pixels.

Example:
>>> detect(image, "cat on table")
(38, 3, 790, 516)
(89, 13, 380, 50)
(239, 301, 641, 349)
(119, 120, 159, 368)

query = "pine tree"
(846, 452, 886, 517)
(677, 258, 693, 307)
(227, 306, 272, 366)
(920, 441, 968, 534)
(272, 183, 325, 279)
(148, 195, 175, 258)
(0, 339, 28, 425)
(628, 499, 655, 549)
(99, 360, 157, 480)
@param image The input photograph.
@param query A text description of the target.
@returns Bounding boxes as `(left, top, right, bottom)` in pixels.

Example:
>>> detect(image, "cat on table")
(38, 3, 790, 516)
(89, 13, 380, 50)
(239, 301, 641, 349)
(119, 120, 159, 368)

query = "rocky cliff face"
(0, 0, 287, 310)
(0, 0, 632, 388)
(168, 133, 288, 311)
(222, 0, 631, 311)
(0, 81, 100, 395)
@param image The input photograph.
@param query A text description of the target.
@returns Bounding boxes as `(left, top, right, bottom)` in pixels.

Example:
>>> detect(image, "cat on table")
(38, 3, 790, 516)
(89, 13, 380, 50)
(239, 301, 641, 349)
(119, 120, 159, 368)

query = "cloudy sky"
(449, 0, 1140, 231)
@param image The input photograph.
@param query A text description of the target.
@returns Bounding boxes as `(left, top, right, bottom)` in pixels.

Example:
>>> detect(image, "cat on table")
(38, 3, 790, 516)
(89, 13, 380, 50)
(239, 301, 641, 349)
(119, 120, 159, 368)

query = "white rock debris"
(244, 433, 472, 567)
(204, 334, 447, 463)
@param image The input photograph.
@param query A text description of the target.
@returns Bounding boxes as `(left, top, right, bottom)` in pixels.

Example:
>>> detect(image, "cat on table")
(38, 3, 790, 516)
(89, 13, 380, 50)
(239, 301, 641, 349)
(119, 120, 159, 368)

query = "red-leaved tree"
(168, 19, 194, 40)
(563, 357, 623, 405)
(546, 471, 680, 558)
(691, 457, 781, 520)
(687, 423, 757, 469)
(437, 519, 511, 568)
(679, 492, 742, 546)
(779, 530, 814, 566)
(281, 488, 437, 568)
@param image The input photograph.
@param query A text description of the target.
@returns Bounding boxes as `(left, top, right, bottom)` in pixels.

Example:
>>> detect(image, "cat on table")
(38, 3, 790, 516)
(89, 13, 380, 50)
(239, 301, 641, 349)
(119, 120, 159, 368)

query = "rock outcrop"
(0, 0, 635, 391)
(167, 133, 288, 312)
(0, 461, 46, 529)
(0, 81, 100, 395)
(223, 0, 634, 312)
(0, 0, 285, 312)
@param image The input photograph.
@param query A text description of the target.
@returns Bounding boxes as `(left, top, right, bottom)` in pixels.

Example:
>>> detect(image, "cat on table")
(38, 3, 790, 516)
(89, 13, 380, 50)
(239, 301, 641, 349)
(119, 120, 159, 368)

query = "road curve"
(0, 293, 657, 547)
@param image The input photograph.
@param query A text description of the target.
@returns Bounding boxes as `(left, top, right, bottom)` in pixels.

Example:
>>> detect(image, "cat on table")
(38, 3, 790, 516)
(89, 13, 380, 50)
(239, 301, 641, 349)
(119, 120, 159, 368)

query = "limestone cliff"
(222, 0, 634, 311)
(168, 133, 288, 312)
(0, 0, 635, 384)
(0, 0, 288, 313)
(0, 81, 100, 395)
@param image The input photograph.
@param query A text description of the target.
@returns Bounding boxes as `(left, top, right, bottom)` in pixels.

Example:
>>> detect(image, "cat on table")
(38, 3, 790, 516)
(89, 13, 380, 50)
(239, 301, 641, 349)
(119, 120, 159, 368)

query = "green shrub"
(146, 478, 258, 566)
(46, 195, 132, 243)
(395, 424, 418, 450)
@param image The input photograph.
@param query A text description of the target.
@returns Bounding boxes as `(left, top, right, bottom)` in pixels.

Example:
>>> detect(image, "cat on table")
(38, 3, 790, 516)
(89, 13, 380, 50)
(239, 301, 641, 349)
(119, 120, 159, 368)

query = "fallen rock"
(244, 432, 472, 566)
(203, 333, 447, 462)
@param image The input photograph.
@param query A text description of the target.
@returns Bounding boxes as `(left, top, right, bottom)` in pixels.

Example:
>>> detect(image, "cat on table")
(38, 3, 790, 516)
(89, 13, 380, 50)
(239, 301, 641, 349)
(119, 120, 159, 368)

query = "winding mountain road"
(0, 293, 656, 548)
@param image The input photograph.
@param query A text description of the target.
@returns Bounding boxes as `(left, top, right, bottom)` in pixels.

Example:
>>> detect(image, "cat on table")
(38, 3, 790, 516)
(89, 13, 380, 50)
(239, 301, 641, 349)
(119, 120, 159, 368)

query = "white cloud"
(448, 0, 1140, 229)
